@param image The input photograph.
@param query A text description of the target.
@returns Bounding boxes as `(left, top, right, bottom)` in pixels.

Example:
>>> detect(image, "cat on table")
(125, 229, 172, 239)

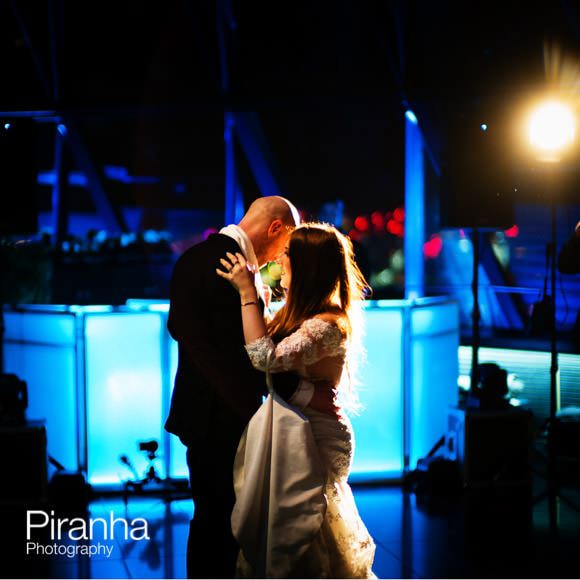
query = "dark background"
(2, 0, 578, 218)
(1, 1, 578, 326)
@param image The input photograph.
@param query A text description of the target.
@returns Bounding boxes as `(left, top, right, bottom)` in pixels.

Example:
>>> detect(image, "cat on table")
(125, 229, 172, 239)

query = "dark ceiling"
(1, 0, 578, 218)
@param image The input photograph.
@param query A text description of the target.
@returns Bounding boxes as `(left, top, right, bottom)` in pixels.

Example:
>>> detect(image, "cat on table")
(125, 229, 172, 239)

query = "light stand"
(532, 168, 579, 525)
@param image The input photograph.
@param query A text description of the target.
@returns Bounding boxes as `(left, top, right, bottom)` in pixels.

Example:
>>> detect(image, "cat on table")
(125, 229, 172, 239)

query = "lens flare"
(528, 101, 575, 161)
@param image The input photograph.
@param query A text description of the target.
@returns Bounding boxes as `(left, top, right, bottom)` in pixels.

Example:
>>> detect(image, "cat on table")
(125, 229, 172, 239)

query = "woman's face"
(279, 245, 292, 290)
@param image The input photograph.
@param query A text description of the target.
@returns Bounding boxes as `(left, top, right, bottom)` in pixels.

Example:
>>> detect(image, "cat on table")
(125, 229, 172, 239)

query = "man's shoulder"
(176, 234, 241, 266)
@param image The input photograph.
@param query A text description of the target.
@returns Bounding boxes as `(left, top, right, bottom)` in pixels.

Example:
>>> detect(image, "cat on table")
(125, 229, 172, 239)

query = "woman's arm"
(217, 251, 342, 415)
(216, 251, 268, 344)
(217, 251, 344, 371)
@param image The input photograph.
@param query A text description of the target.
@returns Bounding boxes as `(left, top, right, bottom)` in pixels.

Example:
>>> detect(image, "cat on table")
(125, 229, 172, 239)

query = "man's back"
(164, 234, 265, 449)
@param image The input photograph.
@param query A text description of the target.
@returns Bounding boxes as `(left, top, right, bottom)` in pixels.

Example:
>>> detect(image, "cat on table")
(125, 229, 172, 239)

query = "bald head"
(238, 196, 300, 266)
(239, 196, 300, 230)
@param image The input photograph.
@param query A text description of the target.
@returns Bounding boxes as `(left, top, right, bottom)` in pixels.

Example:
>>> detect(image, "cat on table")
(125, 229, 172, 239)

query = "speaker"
(0, 119, 38, 235)
(440, 117, 515, 229)
(445, 406, 532, 487)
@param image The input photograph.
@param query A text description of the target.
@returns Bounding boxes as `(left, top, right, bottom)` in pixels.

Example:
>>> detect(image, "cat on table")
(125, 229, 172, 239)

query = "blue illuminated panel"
(3, 311, 79, 470)
(3, 297, 461, 487)
(85, 313, 164, 485)
(350, 307, 404, 479)
(409, 303, 459, 468)
(168, 337, 189, 479)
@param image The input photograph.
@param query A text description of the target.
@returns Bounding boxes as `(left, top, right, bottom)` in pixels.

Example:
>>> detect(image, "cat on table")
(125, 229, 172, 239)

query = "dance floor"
(7, 472, 579, 579)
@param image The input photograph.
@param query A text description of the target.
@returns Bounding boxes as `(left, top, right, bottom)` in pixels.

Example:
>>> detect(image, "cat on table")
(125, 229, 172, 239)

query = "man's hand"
(308, 380, 340, 417)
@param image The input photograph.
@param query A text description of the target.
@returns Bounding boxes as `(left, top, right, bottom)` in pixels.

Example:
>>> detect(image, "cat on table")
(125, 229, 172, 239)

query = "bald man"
(165, 197, 335, 578)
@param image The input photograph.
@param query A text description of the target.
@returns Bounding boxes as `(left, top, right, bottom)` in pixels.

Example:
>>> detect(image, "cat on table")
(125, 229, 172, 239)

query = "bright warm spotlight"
(528, 101, 575, 162)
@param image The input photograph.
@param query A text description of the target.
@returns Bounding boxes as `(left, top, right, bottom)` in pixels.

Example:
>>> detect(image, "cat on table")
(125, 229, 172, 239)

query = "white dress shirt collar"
(219, 224, 267, 308)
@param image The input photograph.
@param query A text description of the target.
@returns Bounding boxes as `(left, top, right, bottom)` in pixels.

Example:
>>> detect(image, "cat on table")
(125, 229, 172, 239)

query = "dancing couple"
(165, 196, 376, 578)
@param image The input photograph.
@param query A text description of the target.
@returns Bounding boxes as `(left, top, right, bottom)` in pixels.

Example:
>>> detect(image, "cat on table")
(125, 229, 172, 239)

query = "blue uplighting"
(3, 299, 460, 485)
(404, 109, 425, 299)
(85, 313, 165, 484)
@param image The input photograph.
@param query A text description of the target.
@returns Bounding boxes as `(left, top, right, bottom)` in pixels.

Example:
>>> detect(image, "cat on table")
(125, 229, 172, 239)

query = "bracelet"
(241, 300, 258, 307)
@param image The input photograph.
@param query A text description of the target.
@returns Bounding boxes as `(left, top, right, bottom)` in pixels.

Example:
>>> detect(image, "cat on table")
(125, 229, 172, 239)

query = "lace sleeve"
(245, 318, 345, 373)
(244, 335, 275, 372)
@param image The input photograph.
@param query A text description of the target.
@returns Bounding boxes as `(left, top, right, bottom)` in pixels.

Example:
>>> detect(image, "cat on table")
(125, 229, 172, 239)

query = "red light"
(371, 211, 385, 230)
(354, 216, 370, 232)
(393, 207, 405, 222)
(348, 229, 361, 242)
(387, 220, 404, 237)
(424, 234, 443, 259)
(505, 225, 519, 238)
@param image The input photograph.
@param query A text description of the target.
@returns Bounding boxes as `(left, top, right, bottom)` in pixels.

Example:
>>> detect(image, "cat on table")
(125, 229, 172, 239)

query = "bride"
(217, 222, 376, 578)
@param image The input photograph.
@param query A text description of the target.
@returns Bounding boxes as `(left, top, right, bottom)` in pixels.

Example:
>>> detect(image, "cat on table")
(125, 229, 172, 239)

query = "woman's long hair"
(267, 222, 370, 413)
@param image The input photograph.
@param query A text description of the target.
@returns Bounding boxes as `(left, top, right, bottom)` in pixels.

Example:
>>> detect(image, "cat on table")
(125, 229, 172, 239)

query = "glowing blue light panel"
(3, 297, 460, 486)
(168, 337, 188, 479)
(409, 302, 459, 467)
(85, 313, 164, 485)
(3, 310, 79, 470)
(349, 307, 404, 479)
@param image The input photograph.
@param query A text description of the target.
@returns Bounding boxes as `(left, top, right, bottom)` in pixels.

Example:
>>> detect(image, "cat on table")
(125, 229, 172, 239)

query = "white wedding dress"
(231, 317, 376, 578)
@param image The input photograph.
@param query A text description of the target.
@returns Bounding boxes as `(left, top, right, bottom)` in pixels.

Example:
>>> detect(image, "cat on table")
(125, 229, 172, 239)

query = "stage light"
(528, 100, 575, 162)
(370, 211, 385, 230)
(354, 216, 369, 232)
(4, 123, 10, 130)
(480, 123, 488, 131)
(505, 224, 519, 238)
(526, 95, 577, 516)
(387, 213, 404, 237)
(423, 234, 443, 259)
(405, 110, 418, 124)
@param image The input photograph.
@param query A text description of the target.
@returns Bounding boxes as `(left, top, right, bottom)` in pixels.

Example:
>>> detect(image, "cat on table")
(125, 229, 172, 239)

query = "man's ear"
(268, 219, 283, 237)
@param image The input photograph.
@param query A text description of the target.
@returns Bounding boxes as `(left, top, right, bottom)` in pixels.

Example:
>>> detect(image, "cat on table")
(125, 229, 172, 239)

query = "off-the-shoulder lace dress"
(236, 316, 376, 578)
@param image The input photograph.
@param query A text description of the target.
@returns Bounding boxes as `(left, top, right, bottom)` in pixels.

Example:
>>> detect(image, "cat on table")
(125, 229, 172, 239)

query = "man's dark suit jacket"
(164, 233, 296, 454)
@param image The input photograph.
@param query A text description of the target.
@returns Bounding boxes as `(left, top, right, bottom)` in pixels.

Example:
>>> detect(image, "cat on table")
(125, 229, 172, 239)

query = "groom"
(165, 196, 337, 578)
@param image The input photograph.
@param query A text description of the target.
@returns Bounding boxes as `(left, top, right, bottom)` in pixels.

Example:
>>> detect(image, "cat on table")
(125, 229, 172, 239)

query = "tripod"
(532, 191, 579, 531)
(120, 440, 164, 504)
